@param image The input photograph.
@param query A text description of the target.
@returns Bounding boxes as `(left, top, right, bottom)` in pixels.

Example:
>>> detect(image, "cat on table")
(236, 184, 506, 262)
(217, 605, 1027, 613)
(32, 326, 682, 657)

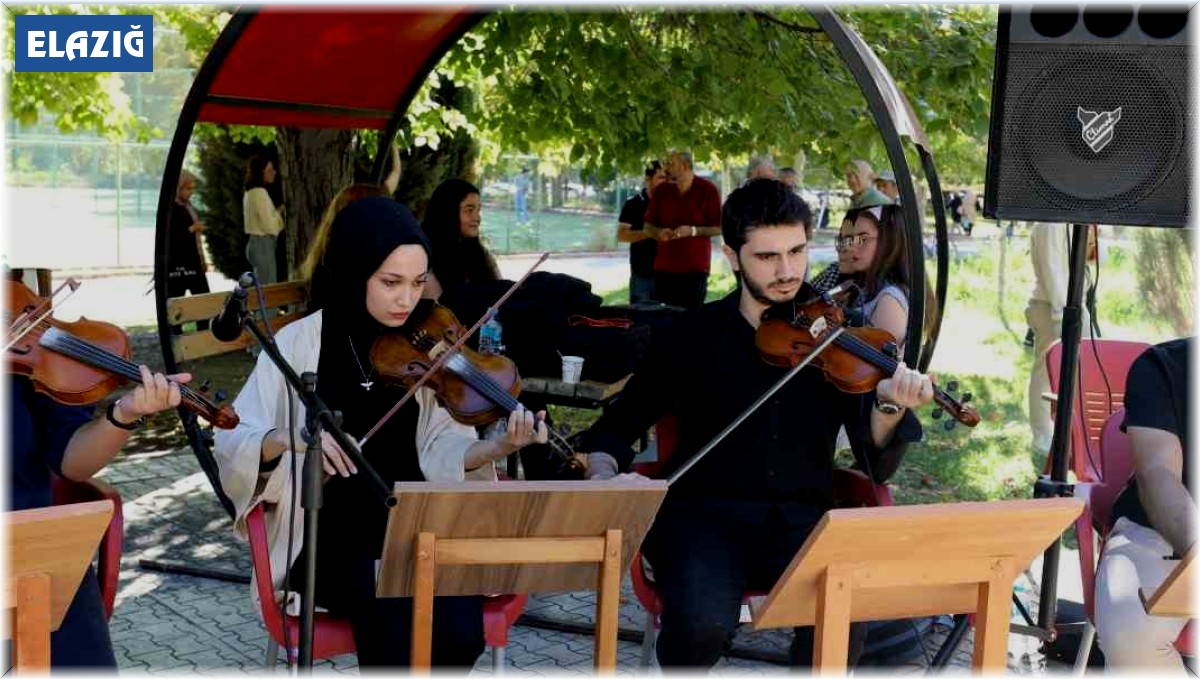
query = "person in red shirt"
(642, 149, 723, 309)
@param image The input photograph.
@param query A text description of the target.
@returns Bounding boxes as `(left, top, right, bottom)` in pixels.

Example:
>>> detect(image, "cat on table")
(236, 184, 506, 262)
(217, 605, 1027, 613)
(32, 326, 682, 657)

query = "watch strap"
(106, 401, 144, 430)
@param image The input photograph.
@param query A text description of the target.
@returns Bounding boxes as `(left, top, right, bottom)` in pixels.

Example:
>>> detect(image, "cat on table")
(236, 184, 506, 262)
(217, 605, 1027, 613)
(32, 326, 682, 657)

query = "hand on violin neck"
(874, 361, 934, 410)
(498, 407, 549, 454)
(118, 365, 193, 420)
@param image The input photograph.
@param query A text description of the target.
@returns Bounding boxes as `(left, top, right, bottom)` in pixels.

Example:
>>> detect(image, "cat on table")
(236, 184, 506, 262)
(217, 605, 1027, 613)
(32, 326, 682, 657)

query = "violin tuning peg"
(961, 392, 973, 404)
(931, 408, 943, 419)
(214, 389, 227, 403)
(200, 428, 215, 447)
(946, 380, 959, 393)
(943, 419, 956, 432)
(198, 379, 212, 393)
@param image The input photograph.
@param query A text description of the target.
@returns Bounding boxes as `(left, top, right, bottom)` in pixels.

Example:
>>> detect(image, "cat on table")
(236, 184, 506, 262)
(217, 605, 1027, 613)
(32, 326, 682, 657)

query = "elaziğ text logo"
(1076, 106, 1123, 154)
(15, 14, 153, 73)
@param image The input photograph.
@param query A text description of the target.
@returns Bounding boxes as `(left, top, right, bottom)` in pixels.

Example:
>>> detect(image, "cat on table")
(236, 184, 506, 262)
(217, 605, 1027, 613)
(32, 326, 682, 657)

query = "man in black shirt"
(578, 178, 933, 669)
(618, 161, 666, 303)
(1096, 337, 1192, 671)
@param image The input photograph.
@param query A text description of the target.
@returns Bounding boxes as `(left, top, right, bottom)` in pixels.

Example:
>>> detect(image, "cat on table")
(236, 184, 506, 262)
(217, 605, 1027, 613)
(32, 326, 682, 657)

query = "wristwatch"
(874, 398, 904, 416)
(106, 400, 145, 430)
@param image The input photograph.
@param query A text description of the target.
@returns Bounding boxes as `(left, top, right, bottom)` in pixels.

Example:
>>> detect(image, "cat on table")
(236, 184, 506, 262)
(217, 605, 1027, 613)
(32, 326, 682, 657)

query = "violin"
(370, 300, 589, 478)
(6, 279, 239, 429)
(755, 294, 980, 428)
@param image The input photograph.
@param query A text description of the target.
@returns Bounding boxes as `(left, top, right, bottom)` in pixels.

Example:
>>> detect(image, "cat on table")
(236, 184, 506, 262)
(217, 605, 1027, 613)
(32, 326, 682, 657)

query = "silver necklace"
(347, 336, 375, 391)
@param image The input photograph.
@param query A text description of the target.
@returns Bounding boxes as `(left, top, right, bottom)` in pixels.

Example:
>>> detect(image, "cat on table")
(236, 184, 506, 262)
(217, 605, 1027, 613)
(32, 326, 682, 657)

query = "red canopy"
(197, 7, 477, 130)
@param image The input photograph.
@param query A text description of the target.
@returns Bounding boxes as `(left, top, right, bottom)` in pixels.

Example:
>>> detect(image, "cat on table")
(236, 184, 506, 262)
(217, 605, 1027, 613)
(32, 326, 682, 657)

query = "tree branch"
(749, 9, 823, 35)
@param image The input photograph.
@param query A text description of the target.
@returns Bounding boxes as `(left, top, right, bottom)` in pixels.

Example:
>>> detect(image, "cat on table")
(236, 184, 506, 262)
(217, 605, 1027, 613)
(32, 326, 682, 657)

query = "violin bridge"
(808, 316, 828, 338)
(428, 341, 448, 360)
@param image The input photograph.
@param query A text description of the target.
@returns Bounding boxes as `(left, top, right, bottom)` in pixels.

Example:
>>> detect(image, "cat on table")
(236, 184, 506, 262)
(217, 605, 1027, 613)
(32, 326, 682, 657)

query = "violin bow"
(5, 278, 81, 352)
(666, 326, 846, 486)
(357, 253, 551, 449)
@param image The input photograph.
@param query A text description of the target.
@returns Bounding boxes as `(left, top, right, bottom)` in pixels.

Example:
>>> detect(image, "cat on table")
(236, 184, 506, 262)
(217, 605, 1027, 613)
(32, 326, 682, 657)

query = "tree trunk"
(1135, 228, 1193, 335)
(275, 127, 355, 281)
(792, 149, 806, 186)
(551, 171, 567, 208)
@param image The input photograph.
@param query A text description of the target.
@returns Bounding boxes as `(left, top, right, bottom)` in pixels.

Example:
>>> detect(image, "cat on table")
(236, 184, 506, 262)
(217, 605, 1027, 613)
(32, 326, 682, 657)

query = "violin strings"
(443, 353, 576, 460)
(46, 331, 210, 411)
(450, 357, 517, 406)
(828, 331, 952, 405)
(798, 317, 897, 370)
(62, 333, 209, 411)
(834, 332, 898, 373)
(450, 358, 575, 454)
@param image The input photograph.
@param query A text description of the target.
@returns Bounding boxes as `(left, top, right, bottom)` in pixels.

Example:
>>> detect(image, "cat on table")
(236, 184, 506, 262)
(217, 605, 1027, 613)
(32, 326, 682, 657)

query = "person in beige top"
(243, 156, 284, 284)
(1025, 223, 1096, 455)
(214, 197, 547, 667)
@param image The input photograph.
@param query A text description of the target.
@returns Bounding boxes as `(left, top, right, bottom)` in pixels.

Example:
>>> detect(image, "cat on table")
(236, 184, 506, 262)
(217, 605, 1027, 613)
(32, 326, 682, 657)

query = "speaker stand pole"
(1032, 222, 1091, 646)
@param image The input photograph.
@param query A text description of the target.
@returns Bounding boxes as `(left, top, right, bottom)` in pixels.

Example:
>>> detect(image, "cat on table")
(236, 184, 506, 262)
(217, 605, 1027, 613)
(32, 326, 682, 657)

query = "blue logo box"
(15, 14, 153, 72)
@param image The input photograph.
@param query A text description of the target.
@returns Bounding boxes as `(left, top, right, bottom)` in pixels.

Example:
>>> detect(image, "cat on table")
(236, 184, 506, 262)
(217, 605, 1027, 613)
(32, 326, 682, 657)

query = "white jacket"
(213, 311, 494, 614)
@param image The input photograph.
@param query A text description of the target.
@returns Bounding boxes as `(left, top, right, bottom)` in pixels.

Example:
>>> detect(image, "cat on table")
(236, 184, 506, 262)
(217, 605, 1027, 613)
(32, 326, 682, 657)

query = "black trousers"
(290, 547, 485, 668)
(652, 271, 709, 310)
(642, 496, 867, 670)
(166, 273, 211, 335)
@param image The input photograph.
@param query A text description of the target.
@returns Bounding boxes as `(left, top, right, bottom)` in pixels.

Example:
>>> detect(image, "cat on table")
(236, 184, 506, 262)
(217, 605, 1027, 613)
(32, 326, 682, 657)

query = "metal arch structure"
(155, 6, 951, 515)
(809, 8, 950, 372)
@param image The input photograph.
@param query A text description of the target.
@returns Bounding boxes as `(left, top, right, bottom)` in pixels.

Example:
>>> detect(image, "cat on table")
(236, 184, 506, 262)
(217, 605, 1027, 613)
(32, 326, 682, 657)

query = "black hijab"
(316, 197, 431, 444)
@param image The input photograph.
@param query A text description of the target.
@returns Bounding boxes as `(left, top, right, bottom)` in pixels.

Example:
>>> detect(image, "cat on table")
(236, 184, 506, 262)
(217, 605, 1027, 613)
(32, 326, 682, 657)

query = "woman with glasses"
(831, 203, 914, 349)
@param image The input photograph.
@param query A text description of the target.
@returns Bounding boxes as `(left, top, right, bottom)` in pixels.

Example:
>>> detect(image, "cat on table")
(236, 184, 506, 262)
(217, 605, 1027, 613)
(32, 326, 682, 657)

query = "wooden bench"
(522, 375, 630, 410)
(166, 281, 308, 362)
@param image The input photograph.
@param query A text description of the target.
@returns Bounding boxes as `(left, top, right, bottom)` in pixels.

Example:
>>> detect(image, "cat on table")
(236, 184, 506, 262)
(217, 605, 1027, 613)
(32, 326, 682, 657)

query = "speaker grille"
(991, 44, 1190, 226)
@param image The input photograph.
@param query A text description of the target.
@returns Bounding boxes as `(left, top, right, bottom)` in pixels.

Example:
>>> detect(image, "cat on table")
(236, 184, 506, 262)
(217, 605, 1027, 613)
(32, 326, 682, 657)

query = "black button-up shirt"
(577, 288, 922, 517)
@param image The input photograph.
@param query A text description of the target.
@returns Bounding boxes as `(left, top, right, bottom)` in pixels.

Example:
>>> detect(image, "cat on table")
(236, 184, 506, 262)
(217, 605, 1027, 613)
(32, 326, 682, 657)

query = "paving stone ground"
(97, 447, 1064, 675)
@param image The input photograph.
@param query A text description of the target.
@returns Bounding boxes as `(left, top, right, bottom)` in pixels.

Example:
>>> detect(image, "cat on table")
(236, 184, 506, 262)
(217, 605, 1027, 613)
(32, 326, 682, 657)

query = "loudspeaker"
(984, 5, 1190, 227)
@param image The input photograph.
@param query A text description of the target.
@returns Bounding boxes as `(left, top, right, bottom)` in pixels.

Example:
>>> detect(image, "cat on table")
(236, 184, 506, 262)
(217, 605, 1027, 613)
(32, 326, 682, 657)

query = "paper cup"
(561, 355, 585, 384)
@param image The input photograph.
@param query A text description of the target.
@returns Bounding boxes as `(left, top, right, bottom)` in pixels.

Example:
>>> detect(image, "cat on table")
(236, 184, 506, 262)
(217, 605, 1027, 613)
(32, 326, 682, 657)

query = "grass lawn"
(132, 219, 1182, 511)
(481, 206, 621, 254)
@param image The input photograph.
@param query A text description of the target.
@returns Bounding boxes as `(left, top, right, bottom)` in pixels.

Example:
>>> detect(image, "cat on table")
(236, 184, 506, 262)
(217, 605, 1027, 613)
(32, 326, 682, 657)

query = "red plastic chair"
(1072, 408, 1192, 670)
(1045, 339, 1150, 482)
(51, 474, 124, 620)
(245, 503, 527, 670)
(628, 415, 893, 666)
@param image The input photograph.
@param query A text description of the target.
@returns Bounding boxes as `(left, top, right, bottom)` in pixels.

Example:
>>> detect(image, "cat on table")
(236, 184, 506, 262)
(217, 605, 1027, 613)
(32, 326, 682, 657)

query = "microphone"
(210, 273, 255, 342)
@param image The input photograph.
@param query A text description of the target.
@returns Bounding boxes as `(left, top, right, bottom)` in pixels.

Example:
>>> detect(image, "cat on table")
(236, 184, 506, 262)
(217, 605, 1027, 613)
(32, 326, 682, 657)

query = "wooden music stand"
(1142, 547, 1194, 618)
(750, 498, 1083, 674)
(5, 501, 113, 671)
(377, 480, 667, 672)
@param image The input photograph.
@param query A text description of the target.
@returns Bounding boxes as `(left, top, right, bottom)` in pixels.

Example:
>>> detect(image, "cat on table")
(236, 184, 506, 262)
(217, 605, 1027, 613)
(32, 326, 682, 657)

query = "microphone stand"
(231, 296, 394, 671)
(1029, 223, 1092, 648)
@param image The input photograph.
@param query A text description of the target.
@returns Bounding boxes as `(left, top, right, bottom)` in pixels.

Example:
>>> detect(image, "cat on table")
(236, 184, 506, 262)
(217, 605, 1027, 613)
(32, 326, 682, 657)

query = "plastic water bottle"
(479, 314, 504, 355)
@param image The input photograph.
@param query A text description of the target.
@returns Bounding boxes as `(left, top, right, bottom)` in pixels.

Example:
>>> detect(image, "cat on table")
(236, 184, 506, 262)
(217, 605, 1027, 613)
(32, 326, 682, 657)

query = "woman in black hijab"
(215, 197, 548, 668)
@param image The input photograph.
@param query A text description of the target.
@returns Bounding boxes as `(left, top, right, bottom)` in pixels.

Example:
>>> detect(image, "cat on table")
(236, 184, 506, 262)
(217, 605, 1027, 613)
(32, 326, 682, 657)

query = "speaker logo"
(1076, 106, 1123, 154)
